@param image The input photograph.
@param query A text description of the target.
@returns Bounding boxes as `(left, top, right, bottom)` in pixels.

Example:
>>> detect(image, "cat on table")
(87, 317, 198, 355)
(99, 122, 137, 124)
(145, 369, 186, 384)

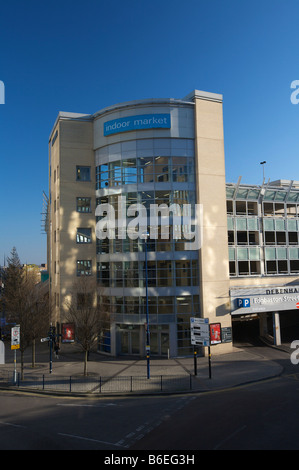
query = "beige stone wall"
(49, 119, 95, 324)
(193, 93, 232, 354)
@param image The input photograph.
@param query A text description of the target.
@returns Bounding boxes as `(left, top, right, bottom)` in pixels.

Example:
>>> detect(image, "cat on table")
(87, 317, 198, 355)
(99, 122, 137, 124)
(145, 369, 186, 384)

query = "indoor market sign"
(104, 114, 171, 136)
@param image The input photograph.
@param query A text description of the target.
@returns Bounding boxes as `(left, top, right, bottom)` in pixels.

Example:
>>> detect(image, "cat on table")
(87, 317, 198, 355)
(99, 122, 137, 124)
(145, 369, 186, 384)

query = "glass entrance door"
(120, 326, 140, 355)
(150, 327, 169, 356)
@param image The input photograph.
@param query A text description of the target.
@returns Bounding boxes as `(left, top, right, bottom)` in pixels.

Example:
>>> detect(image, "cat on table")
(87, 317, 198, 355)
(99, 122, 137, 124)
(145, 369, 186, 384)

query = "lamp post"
(144, 233, 150, 379)
(260, 161, 266, 182)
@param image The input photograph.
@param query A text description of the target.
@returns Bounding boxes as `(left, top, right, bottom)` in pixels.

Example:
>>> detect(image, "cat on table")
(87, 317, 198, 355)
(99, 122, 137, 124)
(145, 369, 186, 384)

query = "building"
(48, 89, 299, 357)
(228, 178, 299, 346)
(48, 89, 232, 357)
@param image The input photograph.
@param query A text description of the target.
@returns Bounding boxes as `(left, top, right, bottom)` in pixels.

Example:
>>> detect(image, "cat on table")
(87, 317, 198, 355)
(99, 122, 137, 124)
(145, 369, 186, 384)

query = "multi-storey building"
(228, 179, 299, 345)
(48, 89, 232, 357)
(48, 89, 299, 357)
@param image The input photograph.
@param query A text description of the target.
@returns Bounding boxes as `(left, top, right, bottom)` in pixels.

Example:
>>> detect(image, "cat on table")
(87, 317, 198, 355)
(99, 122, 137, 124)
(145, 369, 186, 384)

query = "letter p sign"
(237, 298, 250, 308)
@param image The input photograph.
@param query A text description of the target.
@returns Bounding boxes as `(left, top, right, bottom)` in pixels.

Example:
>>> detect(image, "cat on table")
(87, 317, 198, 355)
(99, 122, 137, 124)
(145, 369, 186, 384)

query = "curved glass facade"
(95, 137, 200, 356)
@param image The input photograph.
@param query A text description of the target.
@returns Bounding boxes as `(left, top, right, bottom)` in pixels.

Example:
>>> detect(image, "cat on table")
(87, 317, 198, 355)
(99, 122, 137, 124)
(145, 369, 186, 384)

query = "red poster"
(209, 323, 222, 345)
(62, 323, 75, 343)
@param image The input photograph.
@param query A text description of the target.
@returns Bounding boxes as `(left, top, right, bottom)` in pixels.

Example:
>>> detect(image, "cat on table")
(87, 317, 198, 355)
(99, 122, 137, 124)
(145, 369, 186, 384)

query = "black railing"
(0, 371, 196, 394)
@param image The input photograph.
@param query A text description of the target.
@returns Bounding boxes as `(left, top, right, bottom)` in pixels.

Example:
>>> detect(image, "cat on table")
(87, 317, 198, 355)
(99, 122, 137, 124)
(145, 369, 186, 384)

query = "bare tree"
(65, 277, 110, 376)
(3, 248, 49, 377)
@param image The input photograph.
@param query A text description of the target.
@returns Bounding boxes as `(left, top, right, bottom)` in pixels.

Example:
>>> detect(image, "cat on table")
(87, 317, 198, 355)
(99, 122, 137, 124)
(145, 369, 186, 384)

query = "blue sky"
(0, 0, 299, 264)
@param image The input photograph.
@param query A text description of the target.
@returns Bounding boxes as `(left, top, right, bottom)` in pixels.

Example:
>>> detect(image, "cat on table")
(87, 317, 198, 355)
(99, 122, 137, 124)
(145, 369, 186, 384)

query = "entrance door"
(120, 326, 140, 355)
(150, 328, 169, 356)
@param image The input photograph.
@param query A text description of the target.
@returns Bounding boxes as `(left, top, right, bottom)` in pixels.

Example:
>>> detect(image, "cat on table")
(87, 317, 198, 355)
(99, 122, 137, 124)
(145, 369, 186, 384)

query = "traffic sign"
(190, 317, 210, 346)
(41, 337, 50, 343)
(11, 326, 20, 350)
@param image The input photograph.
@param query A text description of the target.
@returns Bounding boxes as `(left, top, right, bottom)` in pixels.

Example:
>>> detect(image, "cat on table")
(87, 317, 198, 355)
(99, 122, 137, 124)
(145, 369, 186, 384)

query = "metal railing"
(0, 370, 197, 395)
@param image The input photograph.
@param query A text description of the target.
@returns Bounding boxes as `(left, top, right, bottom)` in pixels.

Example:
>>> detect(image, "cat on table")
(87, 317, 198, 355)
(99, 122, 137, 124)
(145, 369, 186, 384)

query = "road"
(1, 346, 299, 451)
(132, 345, 299, 450)
(0, 391, 196, 450)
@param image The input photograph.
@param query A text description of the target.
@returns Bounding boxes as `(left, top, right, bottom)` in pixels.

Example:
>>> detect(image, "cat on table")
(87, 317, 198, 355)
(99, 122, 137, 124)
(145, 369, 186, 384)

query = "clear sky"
(0, 0, 299, 265)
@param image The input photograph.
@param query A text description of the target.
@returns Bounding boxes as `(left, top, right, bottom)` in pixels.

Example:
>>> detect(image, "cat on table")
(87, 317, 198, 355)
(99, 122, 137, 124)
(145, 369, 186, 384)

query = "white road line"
(0, 421, 26, 428)
(213, 425, 247, 450)
(56, 403, 118, 408)
(58, 432, 126, 447)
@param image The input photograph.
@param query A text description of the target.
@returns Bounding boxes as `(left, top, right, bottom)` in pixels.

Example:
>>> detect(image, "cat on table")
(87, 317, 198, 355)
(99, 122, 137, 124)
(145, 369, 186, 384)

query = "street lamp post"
(260, 161, 267, 182)
(144, 234, 150, 379)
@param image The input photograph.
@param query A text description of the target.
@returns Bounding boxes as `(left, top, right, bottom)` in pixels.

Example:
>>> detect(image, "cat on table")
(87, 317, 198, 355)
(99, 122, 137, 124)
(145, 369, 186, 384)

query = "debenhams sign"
(231, 285, 299, 315)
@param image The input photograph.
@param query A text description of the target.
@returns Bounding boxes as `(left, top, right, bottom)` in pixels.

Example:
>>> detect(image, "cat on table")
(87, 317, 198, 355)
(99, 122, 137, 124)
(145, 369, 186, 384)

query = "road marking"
(0, 420, 26, 428)
(213, 425, 247, 450)
(56, 403, 118, 408)
(58, 432, 126, 447)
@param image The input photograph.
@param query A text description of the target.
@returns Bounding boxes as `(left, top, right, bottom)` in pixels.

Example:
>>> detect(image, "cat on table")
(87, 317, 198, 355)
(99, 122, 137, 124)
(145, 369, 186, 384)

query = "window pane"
(265, 247, 276, 261)
(77, 260, 92, 276)
(76, 166, 91, 181)
(76, 228, 91, 243)
(237, 248, 248, 261)
(236, 218, 247, 231)
(77, 198, 91, 213)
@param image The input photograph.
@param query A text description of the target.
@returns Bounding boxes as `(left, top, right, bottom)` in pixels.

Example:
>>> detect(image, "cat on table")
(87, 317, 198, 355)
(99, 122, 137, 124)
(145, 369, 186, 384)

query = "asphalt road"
(1, 346, 299, 451)
(132, 345, 299, 450)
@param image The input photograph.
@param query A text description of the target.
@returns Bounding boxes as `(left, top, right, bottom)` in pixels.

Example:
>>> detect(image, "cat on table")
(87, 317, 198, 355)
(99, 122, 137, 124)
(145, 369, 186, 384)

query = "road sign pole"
(208, 346, 212, 379)
(49, 335, 53, 374)
(193, 348, 197, 376)
(13, 349, 17, 384)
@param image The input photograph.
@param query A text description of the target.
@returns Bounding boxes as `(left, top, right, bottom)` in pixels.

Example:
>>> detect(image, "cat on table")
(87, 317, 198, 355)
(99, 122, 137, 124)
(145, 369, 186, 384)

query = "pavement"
(0, 340, 290, 395)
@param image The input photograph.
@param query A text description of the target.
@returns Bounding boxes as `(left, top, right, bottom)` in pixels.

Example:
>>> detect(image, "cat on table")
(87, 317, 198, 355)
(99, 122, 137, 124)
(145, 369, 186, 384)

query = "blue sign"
(237, 298, 251, 308)
(104, 114, 171, 136)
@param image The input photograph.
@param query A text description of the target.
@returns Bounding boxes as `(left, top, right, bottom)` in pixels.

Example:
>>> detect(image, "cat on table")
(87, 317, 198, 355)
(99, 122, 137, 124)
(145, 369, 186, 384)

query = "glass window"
(288, 192, 299, 203)
(229, 247, 235, 261)
(237, 248, 248, 261)
(96, 164, 109, 189)
(157, 260, 172, 287)
(264, 190, 276, 201)
(265, 247, 276, 261)
(277, 247, 287, 260)
(110, 161, 122, 186)
(236, 188, 249, 199)
(247, 218, 259, 231)
(176, 296, 192, 314)
(175, 260, 191, 286)
(76, 228, 91, 244)
(247, 189, 260, 200)
(139, 157, 154, 183)
(77, 260, 92, 276)
(275, 219, 285, 231)
(289, 248, 299, 260)
(123, 261, 139, 287)
(172, 157, 188, 183)
(123, 159, 137, 184)
(275, 191, 286, 202)
(249, 247, 260, 261)
(77, 197, 91, 213)
(227, 217, 234, 231)
(97, 262, 110, 286)
(264, 219, 275, 231)
(76, 166, 91, 182)
(288, 219, 297, 231)
(236, 218, 247, 231)
(226, 187, 235, 199)
(154, 156, 169, 183)
(158, 297, 173, 315)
